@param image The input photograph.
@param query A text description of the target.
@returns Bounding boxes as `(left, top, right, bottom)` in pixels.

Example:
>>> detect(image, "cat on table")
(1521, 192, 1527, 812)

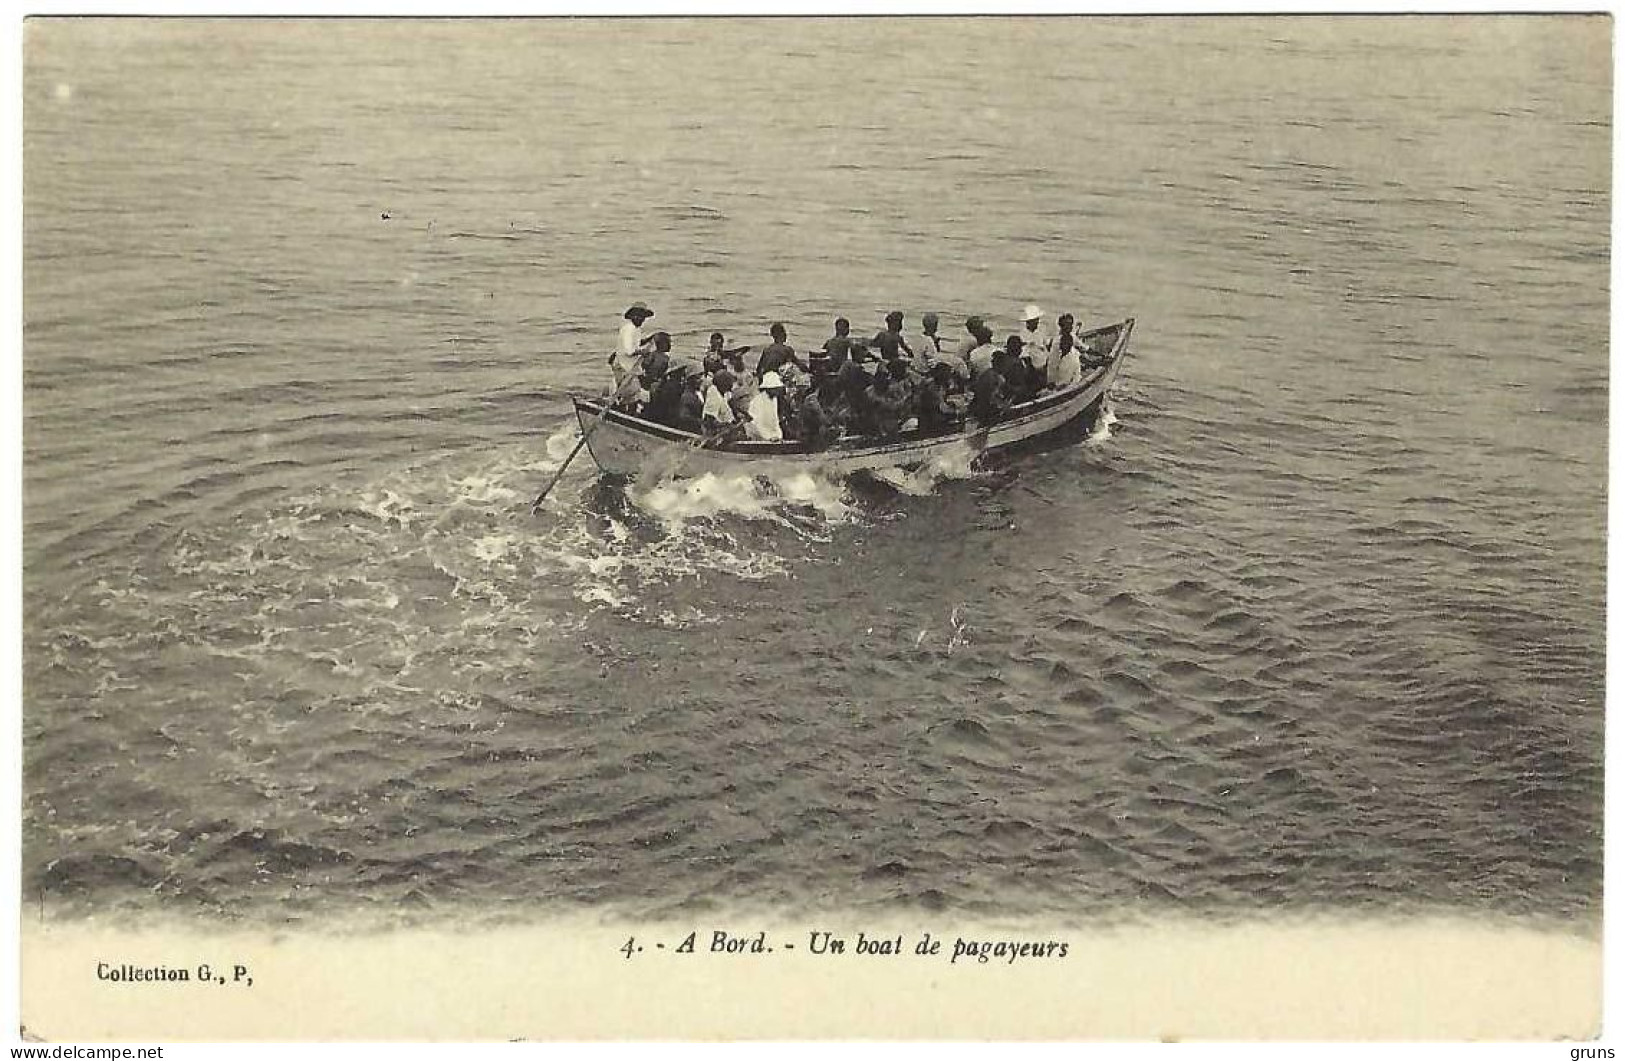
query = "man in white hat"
(745, 371, 788, 441)
(1019, 304, 1054, 382)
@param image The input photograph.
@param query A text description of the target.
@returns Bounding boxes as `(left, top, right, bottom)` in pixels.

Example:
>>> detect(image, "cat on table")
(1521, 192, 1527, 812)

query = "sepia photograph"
(16, 9, 1610, 1042)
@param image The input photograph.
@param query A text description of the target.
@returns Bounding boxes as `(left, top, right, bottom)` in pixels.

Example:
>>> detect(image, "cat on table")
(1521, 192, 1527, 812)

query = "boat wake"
(71, 411, 1097, 736)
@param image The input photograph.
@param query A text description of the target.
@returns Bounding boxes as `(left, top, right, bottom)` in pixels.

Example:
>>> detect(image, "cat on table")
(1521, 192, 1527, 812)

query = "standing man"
(757, 322, 807, 379)
(918, 312, 945, 356)
(612, 303, 656, 391)
(1018, 304, 1053, 381)
(813, 317, 853, 378)
(883, 310, 914, 357)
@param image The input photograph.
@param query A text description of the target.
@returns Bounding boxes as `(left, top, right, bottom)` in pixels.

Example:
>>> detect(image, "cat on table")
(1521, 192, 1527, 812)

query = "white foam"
(544, 423, 584, 462)
(630, 469, 854, 528)
(867, 441, 983, 496)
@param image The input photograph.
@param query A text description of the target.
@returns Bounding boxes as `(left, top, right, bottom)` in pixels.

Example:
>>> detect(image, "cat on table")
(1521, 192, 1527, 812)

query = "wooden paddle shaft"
(531, 432, 590, 511)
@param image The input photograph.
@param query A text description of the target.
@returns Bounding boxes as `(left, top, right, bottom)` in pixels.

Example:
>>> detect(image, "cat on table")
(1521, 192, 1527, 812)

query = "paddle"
(530, 372, 645, 513)
(530, 433, 590, 512)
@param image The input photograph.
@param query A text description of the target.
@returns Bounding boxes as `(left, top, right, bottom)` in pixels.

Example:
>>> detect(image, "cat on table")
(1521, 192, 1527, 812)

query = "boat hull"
(573, 318, 1134, 480)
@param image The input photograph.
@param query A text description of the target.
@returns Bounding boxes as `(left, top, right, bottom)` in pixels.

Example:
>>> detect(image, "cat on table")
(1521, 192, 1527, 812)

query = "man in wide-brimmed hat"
(611, 302, 656, 391)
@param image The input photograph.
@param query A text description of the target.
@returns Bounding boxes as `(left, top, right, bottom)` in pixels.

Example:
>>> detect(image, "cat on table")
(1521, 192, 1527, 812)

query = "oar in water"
(530, 375, 642, 513)
(530, 432, 591, 513)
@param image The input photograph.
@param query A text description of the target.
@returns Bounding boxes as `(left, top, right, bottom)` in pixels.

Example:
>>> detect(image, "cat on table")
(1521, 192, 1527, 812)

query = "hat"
(625, 302, 654, 320)
(1021, 304, 1043, 322)
(684, 362, 707, 379)
(760, 371, 785, 391)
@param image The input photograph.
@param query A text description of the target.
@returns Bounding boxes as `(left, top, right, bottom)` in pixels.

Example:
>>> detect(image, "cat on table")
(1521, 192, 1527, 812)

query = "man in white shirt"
(702, 369, 739, 439)
(611, 303, 656, 390)
(745, 371, 787, 441)
(965, 321, 998, 375)
(1019, 304, 1054, 380)
(1048, 312, 1084, 388)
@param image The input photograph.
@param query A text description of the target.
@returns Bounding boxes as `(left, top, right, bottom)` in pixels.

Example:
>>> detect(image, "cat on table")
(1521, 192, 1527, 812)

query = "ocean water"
(21, 16, 1608, 927)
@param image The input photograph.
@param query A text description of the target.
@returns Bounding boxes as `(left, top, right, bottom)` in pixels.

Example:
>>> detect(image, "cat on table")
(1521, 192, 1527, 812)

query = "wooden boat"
(572, 318, 1135, 479)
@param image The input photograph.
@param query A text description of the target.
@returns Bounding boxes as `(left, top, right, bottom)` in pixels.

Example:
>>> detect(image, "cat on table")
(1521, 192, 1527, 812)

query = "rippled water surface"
(22, 17, 1608, 925)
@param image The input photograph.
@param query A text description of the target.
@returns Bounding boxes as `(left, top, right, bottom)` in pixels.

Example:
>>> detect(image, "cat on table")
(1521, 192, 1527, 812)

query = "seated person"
(798, 376, 846, 448)
(643, 357, 688, 425)
(1019, 304, 1053, 378)
(864, 360, 914, 437)
(746, 371, 789, 442)
(1049, 314, 1084, 388)
(964, 322, 998, 376)
(839, 346, 875, 431)
(675, 365, 706, 433)
(953, 316, 987, 361)
(814, 317, 853, 377)
(703, 370, 743, 442)
(999, 335, 1042, 403)
(915, 361, 962, 432)
(969, 361, 1011, 425)
(727, 362, 757, 422)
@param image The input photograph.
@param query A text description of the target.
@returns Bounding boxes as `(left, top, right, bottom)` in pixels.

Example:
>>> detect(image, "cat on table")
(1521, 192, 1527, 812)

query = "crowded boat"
(604, 303, 1117, 447)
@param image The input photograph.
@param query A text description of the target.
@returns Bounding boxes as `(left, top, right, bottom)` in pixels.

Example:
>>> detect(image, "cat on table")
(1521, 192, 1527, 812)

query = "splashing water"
(544, 423, 584, 463)
(864, 439, 984, 496)
(632, 470, 854, 529)
(1089, 398, 1118, 443)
